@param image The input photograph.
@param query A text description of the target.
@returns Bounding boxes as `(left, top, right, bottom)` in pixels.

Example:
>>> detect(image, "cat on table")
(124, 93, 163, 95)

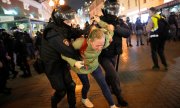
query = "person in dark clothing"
(24, 31, 35, 59)
(168, 12, 178, 41)
(35, 31, 43, 52)
(14, 31, 32, 77)
(126, 17, 133, 47)
(146, 7, 168, 70)
(41, 5, 84, 108)
(135, 17, 144, 46)
(98, 0, 130, 107)
(0, 39, 11, 95)
(2, 31, 18, 79)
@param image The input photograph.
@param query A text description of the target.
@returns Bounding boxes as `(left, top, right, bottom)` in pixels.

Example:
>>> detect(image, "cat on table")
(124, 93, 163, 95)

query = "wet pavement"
(0, 36, 180, 108)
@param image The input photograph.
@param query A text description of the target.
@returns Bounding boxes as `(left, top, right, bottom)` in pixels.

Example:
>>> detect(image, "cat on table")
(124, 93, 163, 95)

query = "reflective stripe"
(151, 27, 158, 32)
(150, 34, 159, 38)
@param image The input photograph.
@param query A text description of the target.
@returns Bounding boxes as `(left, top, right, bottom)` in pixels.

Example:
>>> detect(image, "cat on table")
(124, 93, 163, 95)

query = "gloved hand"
(74, 61, 84, 69)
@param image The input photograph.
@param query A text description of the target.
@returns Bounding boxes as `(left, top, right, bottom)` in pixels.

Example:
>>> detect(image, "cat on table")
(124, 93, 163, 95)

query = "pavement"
(0, 36, 180, 108)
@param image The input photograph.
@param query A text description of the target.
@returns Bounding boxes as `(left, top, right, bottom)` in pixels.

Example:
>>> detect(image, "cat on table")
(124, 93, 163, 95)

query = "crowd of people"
(0, 27, 44, 94)
(125, 11, 180, 48)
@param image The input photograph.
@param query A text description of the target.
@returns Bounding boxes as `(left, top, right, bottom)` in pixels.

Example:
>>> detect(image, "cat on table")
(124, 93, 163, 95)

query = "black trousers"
(99, 55, 123, 102)
(45, 63, 76, 107)
(149, 37, 167, 67)
(0, 64, 9, 91)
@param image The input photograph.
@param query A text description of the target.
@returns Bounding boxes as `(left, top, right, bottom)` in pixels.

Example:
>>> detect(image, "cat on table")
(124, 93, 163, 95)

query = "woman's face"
(90, 37, 105, 52)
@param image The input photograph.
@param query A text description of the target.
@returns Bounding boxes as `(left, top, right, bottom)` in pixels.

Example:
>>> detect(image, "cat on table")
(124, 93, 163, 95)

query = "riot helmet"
(51, 5, 76, 25)
(102, 0, 120, 16)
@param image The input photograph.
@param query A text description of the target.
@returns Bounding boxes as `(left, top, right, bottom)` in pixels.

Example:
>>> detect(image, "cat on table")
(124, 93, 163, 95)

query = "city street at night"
(0, 37, 180, 108)
(1, 0, 180, 108)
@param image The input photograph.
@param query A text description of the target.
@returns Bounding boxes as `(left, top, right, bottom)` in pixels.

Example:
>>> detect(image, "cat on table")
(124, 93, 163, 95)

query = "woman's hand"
(107, 24, 114, 31)
(74, 61, 84, 69)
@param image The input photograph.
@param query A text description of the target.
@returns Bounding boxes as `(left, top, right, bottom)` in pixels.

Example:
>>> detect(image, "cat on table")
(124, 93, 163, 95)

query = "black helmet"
(51, 5, 76, 25)
(102, 0, 120, 16)
(126, 17, 130, 21)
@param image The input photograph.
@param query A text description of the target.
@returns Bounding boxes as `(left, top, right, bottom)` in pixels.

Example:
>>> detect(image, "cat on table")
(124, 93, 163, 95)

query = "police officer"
(41, 5, 82, 108)
(146, 7, 168, 70)
(99, 0, 130, 107)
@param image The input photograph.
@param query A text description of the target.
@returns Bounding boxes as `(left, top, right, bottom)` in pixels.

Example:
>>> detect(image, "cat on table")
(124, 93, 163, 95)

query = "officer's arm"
(46, 30, 80, 60)
(115, 23, 131, 38)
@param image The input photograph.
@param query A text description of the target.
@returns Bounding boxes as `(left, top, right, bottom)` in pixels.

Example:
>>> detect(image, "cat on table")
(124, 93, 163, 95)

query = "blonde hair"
(88, 29, 104, 41)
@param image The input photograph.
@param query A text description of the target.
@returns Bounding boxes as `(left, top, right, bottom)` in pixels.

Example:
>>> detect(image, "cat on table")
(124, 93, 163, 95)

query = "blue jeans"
(136, 29, 144, 45)
(77, 66, 114, 106)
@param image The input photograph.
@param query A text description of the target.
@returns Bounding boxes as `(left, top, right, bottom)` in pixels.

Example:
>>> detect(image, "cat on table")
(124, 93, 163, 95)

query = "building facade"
(0, 0, 52, 36)
(88, 0, 179, 23)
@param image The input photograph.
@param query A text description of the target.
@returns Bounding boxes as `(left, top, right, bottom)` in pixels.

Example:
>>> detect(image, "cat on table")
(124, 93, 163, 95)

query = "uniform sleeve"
(115, 23, 131, 38)
(46, 29, 79, 60)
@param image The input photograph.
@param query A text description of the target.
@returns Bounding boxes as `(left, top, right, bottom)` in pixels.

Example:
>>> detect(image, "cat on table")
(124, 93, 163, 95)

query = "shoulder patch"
(63, 39, 70, 46)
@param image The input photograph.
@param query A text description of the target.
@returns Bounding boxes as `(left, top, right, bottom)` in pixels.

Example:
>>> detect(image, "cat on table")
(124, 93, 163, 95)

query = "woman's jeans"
(77, 66, 114, 106)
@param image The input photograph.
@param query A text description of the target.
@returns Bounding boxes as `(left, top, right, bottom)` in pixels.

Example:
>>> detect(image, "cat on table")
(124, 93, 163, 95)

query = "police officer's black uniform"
(99, 0, 130, 107)
(41, 5, 82, 108)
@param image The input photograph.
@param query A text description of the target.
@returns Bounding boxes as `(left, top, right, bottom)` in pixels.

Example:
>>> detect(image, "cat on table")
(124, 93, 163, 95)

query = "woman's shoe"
(110, 105, 119, 108)
(82, 98, 94, 108)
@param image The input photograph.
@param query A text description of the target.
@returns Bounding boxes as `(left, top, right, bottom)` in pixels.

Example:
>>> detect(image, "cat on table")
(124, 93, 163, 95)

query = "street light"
(49, 0, 65, 7)
(49, 0, 55, 6)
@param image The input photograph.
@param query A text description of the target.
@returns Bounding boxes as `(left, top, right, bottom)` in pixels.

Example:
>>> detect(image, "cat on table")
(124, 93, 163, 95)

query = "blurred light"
(127, 8, 147, 16)
(19, 24, 25, 30)
(3, 8, 18, 15)
(2, 0, 11, 4)
(49, 0, 55, 7)
(39, 16, 45, 21)
(141, 13, 149, 23)
(7, 1, 11, 4)
(59, 0, 65, 5)
(71, 19, 75, 23)
(30, 14, 34, 18)
(164, 0, 173, 3)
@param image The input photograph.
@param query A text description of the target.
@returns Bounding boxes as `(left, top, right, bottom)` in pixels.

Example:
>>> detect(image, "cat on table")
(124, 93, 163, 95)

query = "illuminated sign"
(0, 16, 14, 22)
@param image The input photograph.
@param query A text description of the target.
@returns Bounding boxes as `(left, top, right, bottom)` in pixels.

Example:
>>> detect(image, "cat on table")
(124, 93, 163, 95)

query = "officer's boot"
(51, 96, 61, 108)
(117, 96, 128, 107)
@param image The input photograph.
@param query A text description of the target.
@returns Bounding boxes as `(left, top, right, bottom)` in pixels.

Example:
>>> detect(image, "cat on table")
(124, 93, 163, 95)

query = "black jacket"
(41, 22, 83, 90)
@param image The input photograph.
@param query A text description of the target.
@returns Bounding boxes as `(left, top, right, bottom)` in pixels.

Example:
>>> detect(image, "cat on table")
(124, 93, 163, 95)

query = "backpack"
(154, 16, 170, 40)
(79, 38, 88, 55)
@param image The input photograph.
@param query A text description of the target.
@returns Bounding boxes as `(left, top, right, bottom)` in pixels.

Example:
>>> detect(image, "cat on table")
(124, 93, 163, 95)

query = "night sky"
(67, 0, 85, 10)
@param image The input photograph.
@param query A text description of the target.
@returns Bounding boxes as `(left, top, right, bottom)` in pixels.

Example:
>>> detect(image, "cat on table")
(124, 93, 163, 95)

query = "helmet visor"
(104, 2, 120, 16)
(54, 5, 76, 20)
